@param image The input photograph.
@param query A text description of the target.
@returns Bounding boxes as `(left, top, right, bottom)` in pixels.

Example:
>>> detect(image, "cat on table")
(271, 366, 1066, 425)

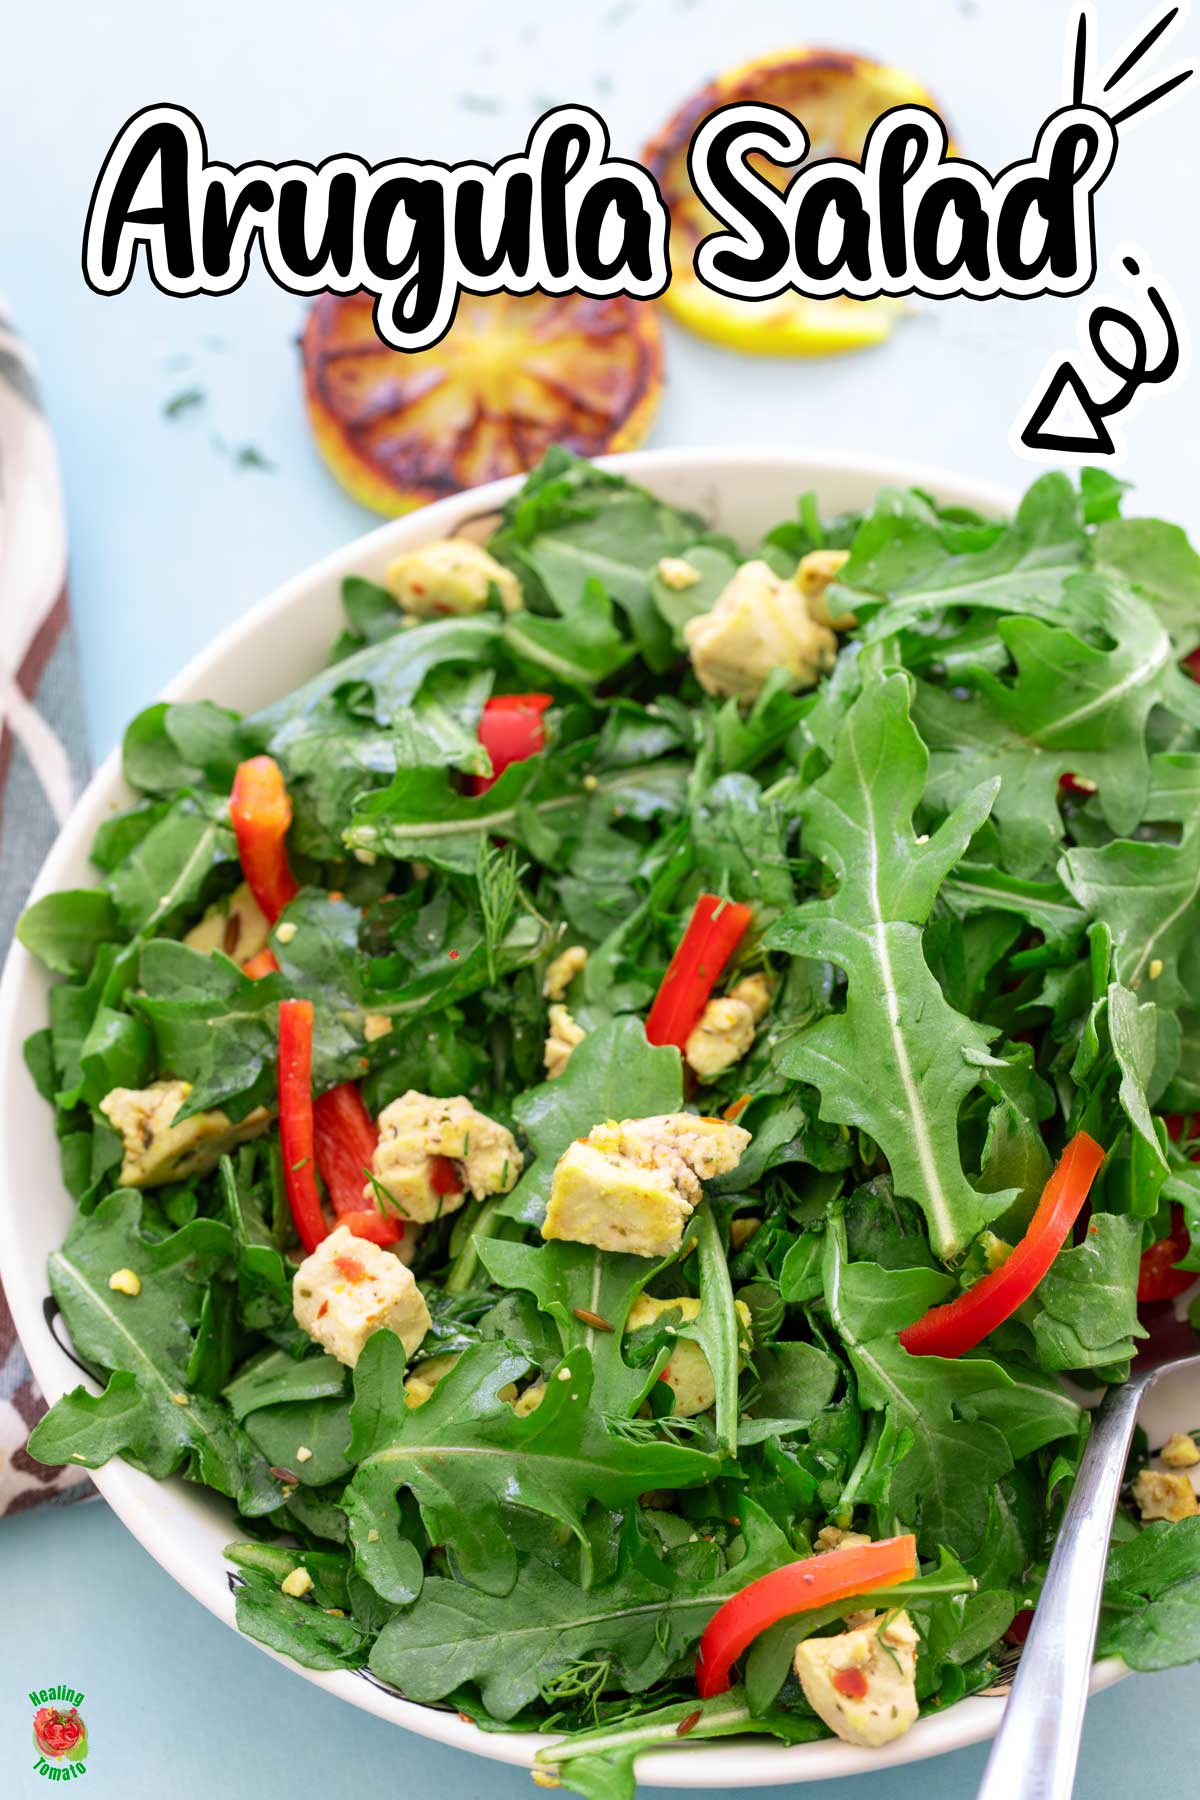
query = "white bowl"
(3, 447, 1181, 1786)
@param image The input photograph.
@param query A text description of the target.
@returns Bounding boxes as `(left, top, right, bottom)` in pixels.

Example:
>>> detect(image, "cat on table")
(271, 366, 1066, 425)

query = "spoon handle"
(976, 1377, 1143, 1800)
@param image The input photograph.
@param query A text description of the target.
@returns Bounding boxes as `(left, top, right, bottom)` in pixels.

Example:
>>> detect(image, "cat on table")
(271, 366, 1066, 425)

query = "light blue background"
(2, 0, 1199, 1793)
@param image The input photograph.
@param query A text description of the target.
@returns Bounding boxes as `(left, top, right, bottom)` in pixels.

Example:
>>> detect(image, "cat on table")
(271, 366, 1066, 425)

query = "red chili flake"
(675, 1710, 702, 1738)
(448, 950, 460, 961)
(723, 1093, 752, 1122)
(333, 1254, 368, 1283)
(832, 1667, 869, 1700)
(316, 1300, 329, 1319)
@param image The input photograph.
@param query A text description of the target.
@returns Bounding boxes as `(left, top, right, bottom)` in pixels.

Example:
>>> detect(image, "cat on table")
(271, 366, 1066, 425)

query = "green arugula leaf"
(767, 672, 1006, 1258)
(478, 1236, 665, 1417)
(1094, 517, 1200, 654)
(1060, 830, 1200, 1011)
(1025, 1212, 1146, 1377)
(1099, 1517, 1200, 1670)
(915, 577, 1174, 877)
(133, 941, 285, 1120)
(27, 1191, 277, 1514)
(232, 1567, 370, 1670)
(499, 1017, 683, 1226)
(344, 1337, 719, 1599)
(16, 890, 120, 976)
(369, 1500, 789, 1719)
(105, 795, 238, 936)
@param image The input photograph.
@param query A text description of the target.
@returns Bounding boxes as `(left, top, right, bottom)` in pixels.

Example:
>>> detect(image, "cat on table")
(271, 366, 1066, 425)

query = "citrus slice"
(643, 49, 950, 356)
(302, 291, 663, 515)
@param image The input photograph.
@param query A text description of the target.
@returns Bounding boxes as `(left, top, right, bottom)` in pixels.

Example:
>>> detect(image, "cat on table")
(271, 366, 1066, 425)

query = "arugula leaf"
(345, 1337, 719, 1598)
(1060, 830, 1200, 1011)
(499, 1017, 683, 1226)
(689, 1205, 741, 1454)
(767, 673, 1006, 1258)
(650, 544, 739, 641)
(1024, 1212, 1146, 1377)
(249, 615, 503, 742)
(105, 795, 238, 937)
(123, 700, 243, 795)
(478, 1236, 665, 1417)
(369, 1500, 790, 1719)
(1099, 1517, 1200, 1670)
(133, 941, 285, 1120)
(1094, 517, 1200, 654)
(232, 1568, 370, 1670)
(27, 1191, 277, 1514)
(16, 890, 120, 976)
(915, 577, 1174, 877)
(502, 579, 633, 685)
(841, 473, 1088, 636)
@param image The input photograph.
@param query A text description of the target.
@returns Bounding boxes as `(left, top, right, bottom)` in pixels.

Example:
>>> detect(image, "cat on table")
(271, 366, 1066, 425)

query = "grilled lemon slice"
(643, 49, 949, 356)
(302, 291, 663, 515)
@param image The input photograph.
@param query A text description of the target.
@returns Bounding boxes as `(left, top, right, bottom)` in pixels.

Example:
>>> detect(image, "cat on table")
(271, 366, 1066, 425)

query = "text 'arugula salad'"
(18, 450, 1200, 1796)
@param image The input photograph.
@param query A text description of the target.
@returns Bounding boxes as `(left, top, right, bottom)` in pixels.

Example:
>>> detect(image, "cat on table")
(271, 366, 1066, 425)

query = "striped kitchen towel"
(0, 304, 93, 1513)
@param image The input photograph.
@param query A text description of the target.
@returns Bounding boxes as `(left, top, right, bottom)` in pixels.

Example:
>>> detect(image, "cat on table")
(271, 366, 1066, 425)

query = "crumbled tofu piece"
(1132, 1466, 1199, 1522)
(107, 1268, 141, 1297)
(729, 973, 773, 1022)
(793, 548, 856, 630)
(1162, 1432, 1200, 1470)
(656, 556, 701, 591)
(685, 995, 757, 1080)
(281, 1566, 314, 1598)
(295, 1445, 313, 1464)
(275, 920, 298, 945)
(815, 1525, 873, 1554)
(683, 560, 837, 701)
(404, 1352, 461, 1407)
(182, 881, 271, 966)
(293, 1225, 431, 1369)
(369, 1091, 523, 1222)
(544, 1005, 587, 1080)
(625, 1292, 752, 1415)
(543, 945, 588, 1000)
(793, 1610, 920, 1749)
(363, 1013, 394, 1043)
(99, 1080, 271, 1188)
(543, 1116, 752, 1260)
(729, 1216, 761, 1252)
(385, 538, 523, 617)
(542, 1114, 750, 1258)
(1148, 958, 1164, 981)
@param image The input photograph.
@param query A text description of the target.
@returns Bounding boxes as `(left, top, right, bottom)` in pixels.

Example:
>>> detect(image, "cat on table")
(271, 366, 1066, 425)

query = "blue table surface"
(2, 0, 1198, 1793)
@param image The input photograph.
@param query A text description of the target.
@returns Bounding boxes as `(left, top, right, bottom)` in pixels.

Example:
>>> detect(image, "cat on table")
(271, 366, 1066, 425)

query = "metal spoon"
(976, 1326, 1200, 1800)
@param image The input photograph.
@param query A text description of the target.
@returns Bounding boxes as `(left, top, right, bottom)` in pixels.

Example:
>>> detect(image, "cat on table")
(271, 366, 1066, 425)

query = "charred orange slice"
(302, 291, 663, 515)
(643, 49, 950, 356)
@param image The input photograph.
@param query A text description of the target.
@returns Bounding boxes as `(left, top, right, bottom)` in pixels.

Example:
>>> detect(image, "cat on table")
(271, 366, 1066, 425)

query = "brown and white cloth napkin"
(0, 303, 93, 1513)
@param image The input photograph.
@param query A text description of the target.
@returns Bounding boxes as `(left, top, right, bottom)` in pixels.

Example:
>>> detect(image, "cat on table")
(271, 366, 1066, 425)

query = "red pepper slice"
(337, 1208, 405, 1248)
(695, 1533, 917, 1698)
(899, 1132, 1106, 1359)
(1137, 1205, 1194, 1302)
(430, 1153, 463, 1197)
(471, 693, 552, 795)
(313, 1083, 386, 1218)
(242, 948, 280, 980)
(277, 998, 327, 1255)
(230, 757, 300, 923)
(645, 894, 754, 1053)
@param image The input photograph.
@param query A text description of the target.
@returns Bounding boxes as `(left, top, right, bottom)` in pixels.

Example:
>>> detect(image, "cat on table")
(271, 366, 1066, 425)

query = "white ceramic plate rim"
(0, 447, 1132, 1787)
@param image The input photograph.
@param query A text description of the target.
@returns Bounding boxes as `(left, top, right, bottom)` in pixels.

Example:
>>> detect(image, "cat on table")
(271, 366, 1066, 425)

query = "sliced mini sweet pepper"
(230, 756, 299, 923)
(898, 1132, 1105, 1358)
(645, 893, 754, 1053)
(695, 1533, 918, 1698)
(277, 998, 327, 1255)
(471, 693, 552, 795)
(313, 1082, 384, 1219)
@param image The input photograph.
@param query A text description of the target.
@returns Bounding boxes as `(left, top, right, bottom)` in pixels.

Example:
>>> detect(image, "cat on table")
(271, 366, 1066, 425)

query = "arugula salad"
(17, 449, 1200, 1795)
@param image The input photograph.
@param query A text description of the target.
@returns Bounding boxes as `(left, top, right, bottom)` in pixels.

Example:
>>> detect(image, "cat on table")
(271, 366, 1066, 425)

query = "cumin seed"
(676, 1710, 702, 1737)
(572, 1307, 613, 1332)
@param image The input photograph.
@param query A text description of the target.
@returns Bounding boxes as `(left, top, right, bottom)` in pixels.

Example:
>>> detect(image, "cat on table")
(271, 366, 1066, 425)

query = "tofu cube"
(369, 1091, 523, 1223)
(99, 1080, 270, 1188)
(293, 1226, 431, 1369)
(683, 559, 836, 701)
(385, 539, 523, 618)
(793, 1610, 920, 1749)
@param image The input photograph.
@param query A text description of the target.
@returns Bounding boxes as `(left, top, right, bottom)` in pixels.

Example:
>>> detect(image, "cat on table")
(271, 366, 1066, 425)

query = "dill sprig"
(476, 837, 525, 983)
